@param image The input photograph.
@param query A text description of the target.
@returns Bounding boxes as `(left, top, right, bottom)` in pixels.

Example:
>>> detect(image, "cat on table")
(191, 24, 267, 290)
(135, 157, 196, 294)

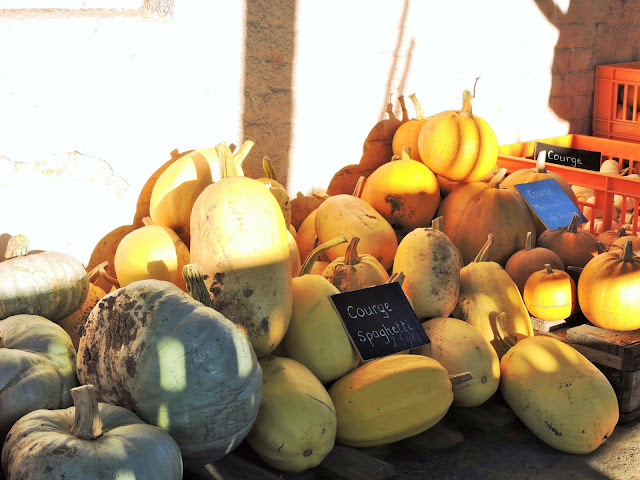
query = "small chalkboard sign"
(533, 142, 601, 171)
(515, 178, 588, 231)
(330, 282, 429, 362)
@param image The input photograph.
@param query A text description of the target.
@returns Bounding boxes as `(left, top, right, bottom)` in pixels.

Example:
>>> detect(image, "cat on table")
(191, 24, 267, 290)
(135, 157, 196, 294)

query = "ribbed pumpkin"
(76, 270, 262, 466)
(246, 356, 336, 473)
(418, 89, 498, 183)
(504, 231, 565, 295)
(435, 169, 537, 266)
(321, 236, 390, 292)
(391, 93, 429, 161)
(328, 354, 453, 447)
(578, 239, 640, 331)
(610, 233, 640, 256)
(0, 314, 79, 443)
(391, 217, 461, 320)
(114, 218, 190, 291)
(2, 385, 183, 480)
(189, 144, 293, 358)
(502, 151, 580, 237)
(149, 140, 254, 246)
(523, 264, 577, 321)
(0, 235, 88, 322)
(361, 146, 440, 238)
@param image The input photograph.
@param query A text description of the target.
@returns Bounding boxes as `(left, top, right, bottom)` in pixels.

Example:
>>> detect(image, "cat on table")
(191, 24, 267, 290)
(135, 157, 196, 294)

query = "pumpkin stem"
(408, 93, 426, 120)
(344, 237, 361, 266)
(525, 231, 535, 250)
(488, 168, 507, 188)
(70, 385, 103, 440)
(4, 234, 29, 259)
(300, 236, 348, 276)
(387, 271, 405, 286)
(142, 216, 154, 227)
(431, 216, 444, 232)
(262, 156, 278, 181)
(216, 143, 238, 179)
(473, 234, 494, 263)
(313, 190, 330, 201)
(232, 140, 255, 170)
(401, 146, 412, 162)
(567, 266, 584, 273)
(567, 212, 580, 233)
(352, 176, 366, 198)
(535, 150, 548, 173)
(182, 264, 214, 308)
(398, 94, 409, 123)
(449, 371, 474, 386)
(384, 96, 398, 122)
(621, 239, 636, 262)
(544, 263, 554, 274)
(494, 312, 517, 353)
(460, 89, 474, 119)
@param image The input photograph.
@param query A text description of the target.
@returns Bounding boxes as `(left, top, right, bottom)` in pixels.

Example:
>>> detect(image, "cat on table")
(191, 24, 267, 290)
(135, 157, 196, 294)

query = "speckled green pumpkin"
(75, 279, 262, 466)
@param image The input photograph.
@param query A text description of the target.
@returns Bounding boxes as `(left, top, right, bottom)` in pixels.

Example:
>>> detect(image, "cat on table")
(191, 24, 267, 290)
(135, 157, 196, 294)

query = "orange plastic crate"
(593, 62, 640, 143)
(497, 134, 640, 235)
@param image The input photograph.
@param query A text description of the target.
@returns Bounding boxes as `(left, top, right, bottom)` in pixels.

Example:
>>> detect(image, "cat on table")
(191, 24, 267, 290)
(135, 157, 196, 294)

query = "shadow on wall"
(534, 0, 640, 135)
(241, 0, 413, 187)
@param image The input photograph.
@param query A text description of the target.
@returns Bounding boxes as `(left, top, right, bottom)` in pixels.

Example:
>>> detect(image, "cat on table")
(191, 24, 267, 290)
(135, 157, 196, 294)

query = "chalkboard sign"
(533, 142, 601, 171)
(515, 178, 588, 231)
(330, 282, 429, 362)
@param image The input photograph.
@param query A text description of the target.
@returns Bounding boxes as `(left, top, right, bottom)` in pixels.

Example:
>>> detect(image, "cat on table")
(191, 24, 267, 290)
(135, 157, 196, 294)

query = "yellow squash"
(328, 354, 453, 447)
(414, 316, 500, 407)
(189, 144, 293, 358)
(246, 356, 336, 473)
(279, 237, 360, 384)
(452, 234, 534, 358)
(500, 335, 618, 454)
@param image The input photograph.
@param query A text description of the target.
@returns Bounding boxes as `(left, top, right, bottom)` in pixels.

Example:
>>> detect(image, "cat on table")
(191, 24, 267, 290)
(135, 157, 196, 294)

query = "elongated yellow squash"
(500, 335, 618, 454)
(189, 144, 293, 358)
(328, 354, 453, 447)
(414, 317, 500, 407)
(246, 356, 336, 473)
(279, 238, 360, 383)
(452, 235, 533, 358)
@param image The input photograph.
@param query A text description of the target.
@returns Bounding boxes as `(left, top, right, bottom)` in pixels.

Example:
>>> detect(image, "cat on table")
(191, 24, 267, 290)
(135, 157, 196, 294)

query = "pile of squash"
(0, 87, 634, 478)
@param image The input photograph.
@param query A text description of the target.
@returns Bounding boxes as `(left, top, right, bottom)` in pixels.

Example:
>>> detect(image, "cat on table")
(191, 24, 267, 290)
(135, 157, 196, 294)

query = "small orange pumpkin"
(391, 93, 429, 162)
(523, 264, 577, 321)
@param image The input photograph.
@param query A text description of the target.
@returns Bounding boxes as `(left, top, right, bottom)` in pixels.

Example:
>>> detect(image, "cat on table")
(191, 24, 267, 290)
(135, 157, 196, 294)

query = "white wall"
(0, 0, 629, 265)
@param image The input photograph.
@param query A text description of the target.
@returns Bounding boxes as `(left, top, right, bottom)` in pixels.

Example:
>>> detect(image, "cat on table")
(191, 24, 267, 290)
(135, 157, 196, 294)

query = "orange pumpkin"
(537, 212, 599, 284)
(418, 89, 498, 183)
(502, 151, 579, 237)
(435, 169, 536, 266)
(578, 240, 640, 331)
(523, 264, 577, 321)
(361, 146, 440, 238)
(504, 231, 565, 295)
(392, 94, 429, 162)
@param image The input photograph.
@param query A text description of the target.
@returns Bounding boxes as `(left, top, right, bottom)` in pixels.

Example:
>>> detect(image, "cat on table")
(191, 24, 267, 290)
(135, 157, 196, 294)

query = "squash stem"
(488, 168, 507, 188)
(408, 93, 426, 120)
(4, 234, 29, 259)
(387, 271, 405, 286)
(300, 236, 348, 276)
(70, 385, 103, 440)
(544, 263, 553, 274)
(535, 150, 548, 173)
(567, 212, 580, 233)
(398, 95, 409, 123)
(352, 176, 366, 198)
(473, 234, 494, 263)
(262, 156, 278, 181)
(449, 372, 473, 386)
(460, 89, 474, 119)
(431, 216, 444, 232)
(182, 264, 214, 308)
(525, 231, 535, 250)
(401, 146, 411, 162)
(232, 140, 255, 170)
(216, 143, 238, 179)
(622, 239, 636, 262)
(344, 237, 361, 266)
